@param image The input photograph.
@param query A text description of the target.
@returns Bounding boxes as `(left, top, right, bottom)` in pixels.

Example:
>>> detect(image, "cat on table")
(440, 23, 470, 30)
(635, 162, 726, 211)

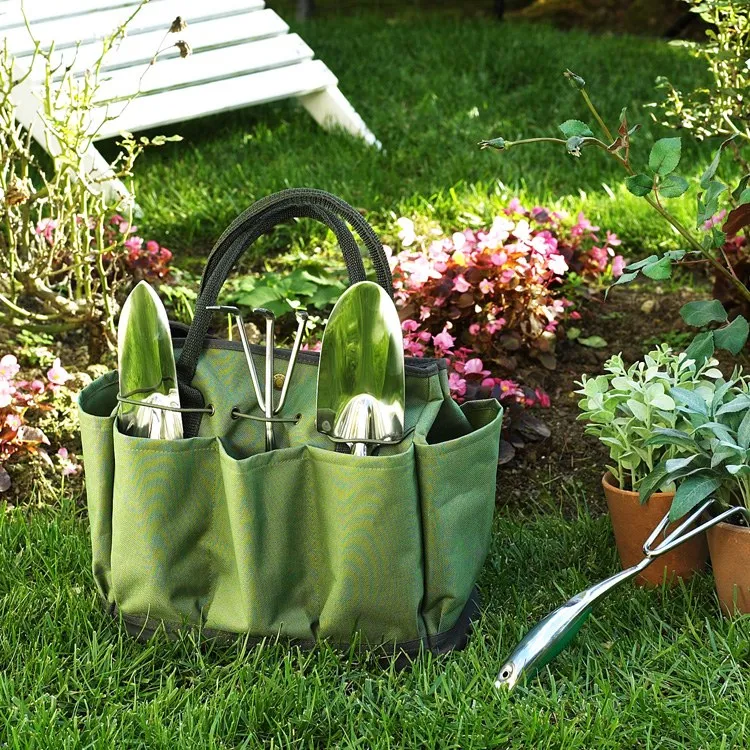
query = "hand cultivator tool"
(496, 500, 750, 692)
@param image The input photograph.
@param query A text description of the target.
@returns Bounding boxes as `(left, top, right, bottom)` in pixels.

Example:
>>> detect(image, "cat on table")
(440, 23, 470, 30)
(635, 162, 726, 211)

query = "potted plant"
(576, 345, 722, 585)
(643, 372, 750, 613)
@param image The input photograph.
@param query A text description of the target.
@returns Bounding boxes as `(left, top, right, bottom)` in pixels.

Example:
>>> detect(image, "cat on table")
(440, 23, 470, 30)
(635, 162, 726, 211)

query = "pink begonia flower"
(486, 318, 506, 334)
(469, 323, 480, 336)
(547, 254, 569, 276)
(47, 358, 70, 386)
(605, 230, 622, 247)
(30, 379, 45, 393)
(702, 209, 727, 231)
(452, 275, 470, 293)
(589, 246, 608, 271)
(146, 240, 160, 254)
(504, 198, 526, 216)
(124, 236, 143, 253)
(479, 278, 495, 295)
(402, 319, 419, 333)
(499, 269, 515, 284)
(0, 354, 20, 380)
(570, 310, 582, 320)
(57, 447, 69, 460)
(418, 331, 432, 342)
(5, 412, 21, 430)
(419, 305, 432, 320)
(572, 212, 600, 235)
(490, 251, 508, 266)
(433, 328, 455, 351)
(452, 232, 467, 251)
(57, 447, 81, 476)
(481, 377, 495, 389)
(612, 255, 626, 277)
(35, 218, 57, 246)
(464, 358, 490, 377)
(0, 379, 13, 408)
(396, 217, 417, 247)
(404, 340, 426, 357)
(535, 389, 551, 408)
(448, 372, 467, 397)
(512, 220, 532, 242)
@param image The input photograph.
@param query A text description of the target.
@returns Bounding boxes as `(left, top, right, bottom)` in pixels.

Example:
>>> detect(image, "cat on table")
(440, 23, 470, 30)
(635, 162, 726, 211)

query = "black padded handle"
(175, 188, 393, 437)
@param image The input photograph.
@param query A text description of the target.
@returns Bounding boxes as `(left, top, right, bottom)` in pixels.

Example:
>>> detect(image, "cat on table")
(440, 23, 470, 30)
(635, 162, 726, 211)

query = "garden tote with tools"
(77, 188, 504, 654)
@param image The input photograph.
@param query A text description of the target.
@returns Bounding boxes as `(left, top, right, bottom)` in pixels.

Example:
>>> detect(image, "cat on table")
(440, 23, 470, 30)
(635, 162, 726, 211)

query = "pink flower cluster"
(388, 201, 623, 403)
(0, 354, 80, 491)
(107, 215, 173, 281)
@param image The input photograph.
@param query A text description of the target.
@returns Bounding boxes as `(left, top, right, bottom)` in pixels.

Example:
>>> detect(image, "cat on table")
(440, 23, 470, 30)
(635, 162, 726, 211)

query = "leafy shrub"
(0, 353, 81, 493)
(651, 0, 750, 151)
(643, 370, 750, 519)
(0, 8, 184, 359)
(388, 201, 623, 372)
(576, 345, 723, 492)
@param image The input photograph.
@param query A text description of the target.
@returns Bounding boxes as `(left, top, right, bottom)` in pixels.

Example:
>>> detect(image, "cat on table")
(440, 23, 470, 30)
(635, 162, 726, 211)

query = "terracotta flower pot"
(602, 472, 709, 587)
(706, 521, 750, 616)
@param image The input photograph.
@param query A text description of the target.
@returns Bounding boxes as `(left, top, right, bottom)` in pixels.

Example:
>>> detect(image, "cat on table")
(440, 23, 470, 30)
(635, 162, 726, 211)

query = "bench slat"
(33, 11, 290, 77)
(91, 58, 337, 139)
(94, 34, 313, 103)
(2, 0, 265, 55)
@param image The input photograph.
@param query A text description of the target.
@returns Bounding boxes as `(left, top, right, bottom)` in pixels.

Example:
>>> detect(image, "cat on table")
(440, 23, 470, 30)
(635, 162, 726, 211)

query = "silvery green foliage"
(576, 344, 723, 493)
(643, 371, 750, 521)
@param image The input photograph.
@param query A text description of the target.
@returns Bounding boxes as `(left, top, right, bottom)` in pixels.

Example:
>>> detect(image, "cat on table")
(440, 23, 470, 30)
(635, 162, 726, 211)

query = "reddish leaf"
(723, 204, 750, 237)
(16, 426, 50, 445)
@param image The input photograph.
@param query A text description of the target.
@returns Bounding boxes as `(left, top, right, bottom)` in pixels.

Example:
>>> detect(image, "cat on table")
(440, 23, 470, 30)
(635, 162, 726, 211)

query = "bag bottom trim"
(103, 588, 481, 660)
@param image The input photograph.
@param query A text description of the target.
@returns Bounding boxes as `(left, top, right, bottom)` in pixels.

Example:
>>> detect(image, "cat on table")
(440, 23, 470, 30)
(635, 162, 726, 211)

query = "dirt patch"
(497, 284, 706, 518)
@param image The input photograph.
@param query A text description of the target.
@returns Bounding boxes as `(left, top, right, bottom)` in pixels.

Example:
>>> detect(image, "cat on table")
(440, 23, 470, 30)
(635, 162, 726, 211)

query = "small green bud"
(563, 69, 586, 90)
(479, 137, 506, 151)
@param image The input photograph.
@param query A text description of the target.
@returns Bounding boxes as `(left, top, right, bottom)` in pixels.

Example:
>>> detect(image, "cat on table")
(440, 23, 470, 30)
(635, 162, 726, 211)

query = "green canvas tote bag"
(78, 188, 503, 655)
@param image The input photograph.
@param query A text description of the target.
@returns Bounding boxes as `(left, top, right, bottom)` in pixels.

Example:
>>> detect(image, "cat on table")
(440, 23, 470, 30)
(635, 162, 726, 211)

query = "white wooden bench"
(0, 0, 378, 203)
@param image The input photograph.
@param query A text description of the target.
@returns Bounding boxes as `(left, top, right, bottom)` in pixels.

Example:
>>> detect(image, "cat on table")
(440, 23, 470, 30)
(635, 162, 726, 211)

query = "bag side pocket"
(414, 399, 502, 635)
(110, 427, 220, 625)
(308, 445, 425, 645)
(78, 372, 119, 603)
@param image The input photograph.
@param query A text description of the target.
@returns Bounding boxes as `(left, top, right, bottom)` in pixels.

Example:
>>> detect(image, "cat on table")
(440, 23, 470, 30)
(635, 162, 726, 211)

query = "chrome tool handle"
(495, 499, 750, 692)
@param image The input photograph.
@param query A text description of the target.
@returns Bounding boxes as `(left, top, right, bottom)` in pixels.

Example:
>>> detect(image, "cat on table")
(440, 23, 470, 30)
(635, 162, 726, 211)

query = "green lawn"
(2, 490, 748, 747)
(4, 14, 746, 749)
(124, 16, 713, 260)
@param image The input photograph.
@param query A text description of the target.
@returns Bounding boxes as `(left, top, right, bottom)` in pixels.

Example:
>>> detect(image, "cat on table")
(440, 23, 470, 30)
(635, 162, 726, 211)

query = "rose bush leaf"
(714, 315, 749, 355)
(680, 299, 728, 327)
(649, 137, 682, 176)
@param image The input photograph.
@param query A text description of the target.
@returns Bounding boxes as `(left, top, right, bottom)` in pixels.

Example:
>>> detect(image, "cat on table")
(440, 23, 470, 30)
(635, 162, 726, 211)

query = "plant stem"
(580, 89, 614, 143)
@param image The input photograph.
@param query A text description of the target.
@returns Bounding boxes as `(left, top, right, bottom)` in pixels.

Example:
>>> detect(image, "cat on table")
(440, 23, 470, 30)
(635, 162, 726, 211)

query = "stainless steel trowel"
(117, 280, 183, 440)
(316, 281, 405, 456)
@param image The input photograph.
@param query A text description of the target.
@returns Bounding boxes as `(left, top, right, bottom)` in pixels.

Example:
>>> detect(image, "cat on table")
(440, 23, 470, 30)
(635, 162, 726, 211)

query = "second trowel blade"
(117, 280, 183, 440)
(316, 281, 405, 451)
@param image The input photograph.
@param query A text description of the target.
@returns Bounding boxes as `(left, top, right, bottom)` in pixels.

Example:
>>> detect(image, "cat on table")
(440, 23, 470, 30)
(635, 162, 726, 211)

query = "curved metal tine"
(255, 308, 277, 451)
(643, 500, 714, 558)
(207, 305, 265, 412)
(656, 503, 750, 556)
(274, 311, 308, 415)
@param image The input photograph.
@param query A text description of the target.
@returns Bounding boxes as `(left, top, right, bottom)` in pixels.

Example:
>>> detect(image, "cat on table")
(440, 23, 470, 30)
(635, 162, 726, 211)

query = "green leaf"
(639, 461, 670, 503)
(625, 174, 653, 197)
(733, 174, 750, 202)
(697, 181, 727, 226)
(644, 429, 695, 450)
(578, 335, 608, 348)
(671, 386, 709, 415)
(627, 399, 649, 422)
(714, 316, 749, 355)
(670, 475, 723, 521)
(658, 174, 689, 198)
(649, 137, 682, 176)
(680, 299, 728, 327)
(738, 409, 750, 449)
(567, 327, 581, 340)
(641, 256, 673, 280)
(559, 119, 594, 138)
(684, 331, 715, 367)
(739, 187, 750, 205)
(716, 395, 750, 416)
(700, 135, 737, 189)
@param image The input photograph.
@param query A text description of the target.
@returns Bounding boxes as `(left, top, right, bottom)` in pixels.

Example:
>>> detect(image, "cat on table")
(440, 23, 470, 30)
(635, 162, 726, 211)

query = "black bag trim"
(104, 587, 480, 661)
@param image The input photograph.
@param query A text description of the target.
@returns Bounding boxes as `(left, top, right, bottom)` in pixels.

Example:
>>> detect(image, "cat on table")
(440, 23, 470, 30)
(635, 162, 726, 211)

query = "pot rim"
(602, 471, 675, 502)
(706, 518, 750, 538)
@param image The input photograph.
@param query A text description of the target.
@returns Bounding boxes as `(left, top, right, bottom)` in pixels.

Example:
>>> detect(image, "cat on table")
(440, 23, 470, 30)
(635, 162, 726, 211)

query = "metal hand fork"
(208, 305, 308, 451)
(495, 500, 750, 692)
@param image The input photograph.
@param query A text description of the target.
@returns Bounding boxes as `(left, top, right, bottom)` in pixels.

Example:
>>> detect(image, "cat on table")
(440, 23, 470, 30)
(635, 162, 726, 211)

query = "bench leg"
(298, 85, 381, 149)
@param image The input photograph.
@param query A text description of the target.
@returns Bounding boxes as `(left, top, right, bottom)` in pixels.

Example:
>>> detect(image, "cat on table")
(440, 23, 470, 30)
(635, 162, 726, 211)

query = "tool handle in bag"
(176, 188, 393, 437)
